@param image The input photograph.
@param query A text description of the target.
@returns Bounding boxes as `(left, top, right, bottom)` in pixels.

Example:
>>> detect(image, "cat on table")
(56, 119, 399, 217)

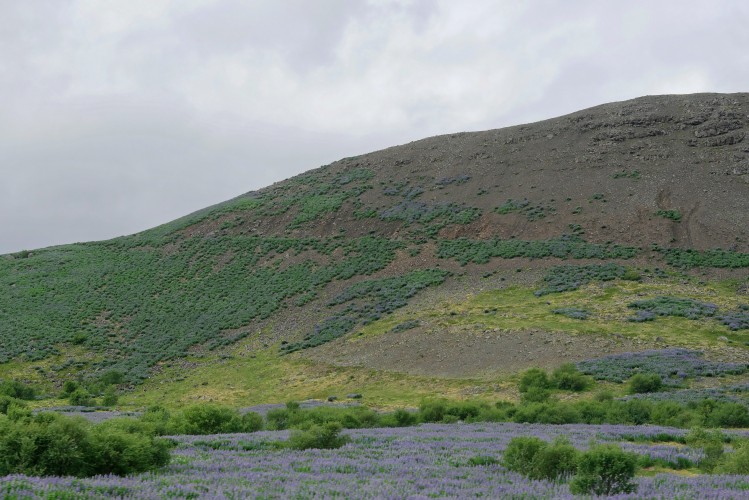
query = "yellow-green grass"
(119, 346, 506, 410)
(351, 279, 749, 350)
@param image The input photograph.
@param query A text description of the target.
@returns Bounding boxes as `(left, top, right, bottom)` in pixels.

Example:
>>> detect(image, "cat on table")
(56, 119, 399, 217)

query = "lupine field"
(4, 422, 749, 499)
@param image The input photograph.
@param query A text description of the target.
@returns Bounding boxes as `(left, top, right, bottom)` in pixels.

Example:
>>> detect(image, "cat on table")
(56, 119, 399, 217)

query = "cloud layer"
(1, 0, 747, 253)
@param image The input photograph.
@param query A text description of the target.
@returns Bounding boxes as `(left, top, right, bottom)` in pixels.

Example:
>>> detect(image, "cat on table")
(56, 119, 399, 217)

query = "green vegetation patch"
(282, 269, 450, 353)
(627, 296, 718, 320)
(495, 199, 556, 221)
(655, 209, 682, 222)
(659, 247, 749, 269)
(437, 236, 639, 266)
(535, 263, 639, 296)
(0, 235, 400, 382)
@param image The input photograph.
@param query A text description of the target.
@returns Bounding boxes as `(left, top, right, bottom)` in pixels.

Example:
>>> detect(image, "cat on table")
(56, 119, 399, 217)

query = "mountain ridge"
(2, 92, 748, 405)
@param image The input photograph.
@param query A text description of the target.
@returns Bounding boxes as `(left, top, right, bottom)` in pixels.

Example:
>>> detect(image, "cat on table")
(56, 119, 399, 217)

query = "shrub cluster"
(576, 349, 748, 385)
(536, 263, 639, 296)
(628, 296, 718, 320)
(0, 412, 170, 477)
(503, 437, 637, 495)
(282, 269, 449, 353)
(495, 199, 556, 221)
(659, 247, 749, 269)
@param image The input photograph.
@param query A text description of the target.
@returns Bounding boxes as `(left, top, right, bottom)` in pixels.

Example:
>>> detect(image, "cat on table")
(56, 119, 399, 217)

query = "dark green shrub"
(419, 400, 447, 422)
(0, 380, 36, 400)
(170, 404, 245, 435)
(715, 439, 749, 474)
(520, 386, 552, 403)
(287, 422, 350, 450)
(0, 413, 170, 477)
(139, 406, 171, 436)
(68, 388, 93, 407)
(392, 409, 417, 427)
(519, 368, 551, 392)
(89, 420, 171, 475)
(99, 370, 124, 386)
(502, 436, 547, 473)
(628, 373, 663, 394)
(707, 402, 749, 428)
(0, 395, 23, 415)
(241, 412, 263, 432)
(266, 408, 291, 430)
(61, 380, 79, 396)
(685, 427, 725, 472)
(551, 364, 592, 391)
(569, 444, 638, 495)
(529, 437, 579, 481)
(101, 387, 118, 407)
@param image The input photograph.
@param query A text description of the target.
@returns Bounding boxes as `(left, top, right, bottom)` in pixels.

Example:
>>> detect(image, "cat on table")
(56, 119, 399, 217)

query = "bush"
(0, 380, 36, 400)
(707, 402, 749, 428)
(68, 388, 94, 407)
(715, 439, 749, 474)
(266, 408, 291, 430)
(503, 436, 579, 482)
(502, 436, 547, 474)
(169, 404, 246, 435)
(241, 411, 264, 432)
(521, 387, 552, 403)
(530, 437, 579, 481)
(685, 427, 725, 472)
(101, 387, 118, 407)
(0, 413, 170, 477)
(519, 368, 551, 393)
(628, 373, 663, 394)
(551, 364, 592, 391)
(287, 422, 350, 450)
(570, 444, 638, 495)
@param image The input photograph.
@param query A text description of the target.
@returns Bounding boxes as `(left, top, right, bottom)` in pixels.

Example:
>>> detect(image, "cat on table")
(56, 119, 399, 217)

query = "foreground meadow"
(3, 422, 749, 499)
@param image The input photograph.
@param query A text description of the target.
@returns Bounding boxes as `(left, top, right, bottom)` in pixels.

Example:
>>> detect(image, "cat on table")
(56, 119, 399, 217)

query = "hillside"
(2, 92, 749, 406)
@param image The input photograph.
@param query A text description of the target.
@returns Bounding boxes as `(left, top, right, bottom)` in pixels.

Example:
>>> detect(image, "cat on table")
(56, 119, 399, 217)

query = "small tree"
(570, 444, 638, 495)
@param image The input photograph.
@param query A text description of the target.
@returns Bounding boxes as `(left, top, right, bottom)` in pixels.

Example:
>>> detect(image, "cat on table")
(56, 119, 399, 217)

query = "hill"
(2, 93, 749, 407)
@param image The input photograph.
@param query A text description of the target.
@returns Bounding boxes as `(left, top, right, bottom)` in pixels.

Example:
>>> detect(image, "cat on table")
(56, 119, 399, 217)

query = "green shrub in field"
(0, 396, 24, 415)
(503, 436, 579, 482)
(0, 380, 36, 400)
(101, 386, 118, 407)
(0, 413, 170, 477)
(502, 436, 547, 474)
(551, 364, 592, 392)
(628, 373, 663, 394)
(287, 422, 350, 450)
(68, 388, 94, 407)
(169, 404, 259, 435)
(715, 439, 749, 474)
(569, 444, 638, 495)
(519, 368, 552, 393)
(529, 437, 579, 481)
(685, 427, 726, 472)
(706, 402, 749, 428)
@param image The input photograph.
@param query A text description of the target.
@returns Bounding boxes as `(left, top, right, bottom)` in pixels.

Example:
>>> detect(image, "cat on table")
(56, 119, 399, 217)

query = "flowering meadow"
(4, 422, 749, 499)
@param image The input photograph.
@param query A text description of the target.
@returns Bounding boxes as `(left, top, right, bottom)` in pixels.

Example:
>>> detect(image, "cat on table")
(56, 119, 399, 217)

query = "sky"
(1, 0, 747, 254)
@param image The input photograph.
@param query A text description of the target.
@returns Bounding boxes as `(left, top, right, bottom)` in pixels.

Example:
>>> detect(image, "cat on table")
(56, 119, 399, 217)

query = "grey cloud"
(0, 0, 747, 254)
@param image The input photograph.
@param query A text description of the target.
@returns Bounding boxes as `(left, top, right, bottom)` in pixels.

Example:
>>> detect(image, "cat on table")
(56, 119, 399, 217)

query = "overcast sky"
(1, 0, 747, 254)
